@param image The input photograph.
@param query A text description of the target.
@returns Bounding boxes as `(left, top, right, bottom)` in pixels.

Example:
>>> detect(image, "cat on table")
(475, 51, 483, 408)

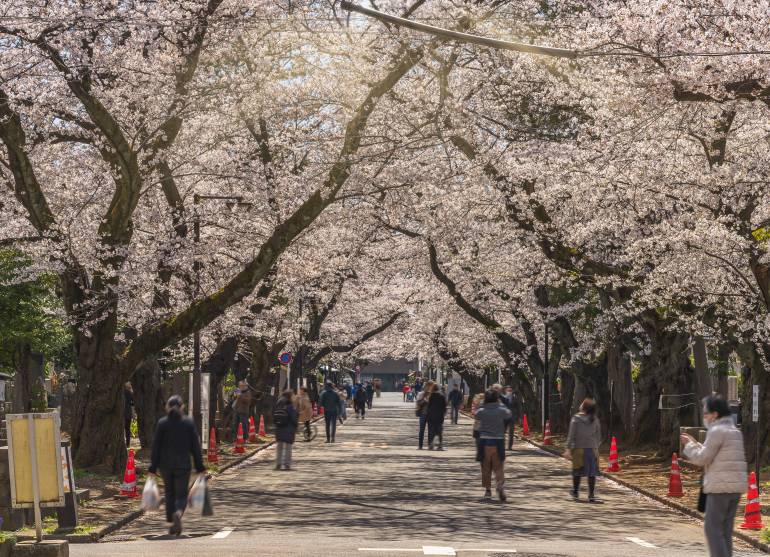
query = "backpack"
(273, 405, 289, 427)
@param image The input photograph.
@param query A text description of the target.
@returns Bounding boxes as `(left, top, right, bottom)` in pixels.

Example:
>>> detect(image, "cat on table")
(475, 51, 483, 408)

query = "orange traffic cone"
(542, 420, 553, 445)
(522, 414, 530, 437)
(258, 415, 266, 437)
(248, 416, 257, 442)
(607, 436, 620, 472)
(667, 452, 684, 497)
(740, 471, 763, 530)
(119, 449, 138, 497)
(234, 423, 245, 454)
(207, 427, 219, 463)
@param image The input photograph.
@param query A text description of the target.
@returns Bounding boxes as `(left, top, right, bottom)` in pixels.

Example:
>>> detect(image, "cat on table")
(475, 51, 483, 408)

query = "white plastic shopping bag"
(187, 475, 206, 513)
(140, 477, 161, 512)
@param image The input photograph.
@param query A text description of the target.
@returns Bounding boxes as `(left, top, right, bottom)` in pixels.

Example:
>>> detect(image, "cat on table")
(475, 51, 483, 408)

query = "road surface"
(72, 393, 761, 557)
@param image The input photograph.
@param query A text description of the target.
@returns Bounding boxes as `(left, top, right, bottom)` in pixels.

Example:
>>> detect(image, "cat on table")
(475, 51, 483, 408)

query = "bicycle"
(302, 422, 318, 442)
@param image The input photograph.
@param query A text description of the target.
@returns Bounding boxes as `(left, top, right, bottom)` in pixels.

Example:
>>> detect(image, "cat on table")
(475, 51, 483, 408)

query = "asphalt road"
(72, 393, 762, 557)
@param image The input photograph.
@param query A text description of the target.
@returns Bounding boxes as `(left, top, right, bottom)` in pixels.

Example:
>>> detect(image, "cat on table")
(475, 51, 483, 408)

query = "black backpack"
(273, 405, 289, 427)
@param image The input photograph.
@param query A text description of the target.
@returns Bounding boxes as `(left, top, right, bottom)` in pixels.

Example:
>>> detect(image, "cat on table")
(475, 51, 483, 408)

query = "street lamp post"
(192, 194, 251, 435)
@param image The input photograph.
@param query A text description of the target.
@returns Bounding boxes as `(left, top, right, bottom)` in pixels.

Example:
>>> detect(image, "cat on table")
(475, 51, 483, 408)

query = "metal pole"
(192, 195, 202, 435)
(542, 323, 551, 426)
(27, 415, 42, 543)
(609, 380, 615, 441)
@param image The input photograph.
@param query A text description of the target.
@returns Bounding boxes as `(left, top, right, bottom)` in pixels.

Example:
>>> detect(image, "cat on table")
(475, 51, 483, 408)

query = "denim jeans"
(324, 413, 338, 441)
(276, 441, 293, 468)
(704, 493, 740, 557)
(418, 415, 428, 448)
(450, 405, 460, 424)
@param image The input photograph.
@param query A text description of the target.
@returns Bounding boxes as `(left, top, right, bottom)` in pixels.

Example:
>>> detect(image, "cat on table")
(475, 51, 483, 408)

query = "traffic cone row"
(258, 415, 266, 437)
(606, 436, 620, 472)
(668, 452, 683, 497)
(248, 416, 257, 443)
(233, 423, 245, 454)
(119, 449, 138, 498)
(740, 471, 763, 530)
(542, 419, 553, 445)
(207, 427, 219, 463)
(522, 414, 530, 437)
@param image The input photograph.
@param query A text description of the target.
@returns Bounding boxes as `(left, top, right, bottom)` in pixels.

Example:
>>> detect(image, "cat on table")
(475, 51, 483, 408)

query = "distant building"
(360, 358, 418, 391)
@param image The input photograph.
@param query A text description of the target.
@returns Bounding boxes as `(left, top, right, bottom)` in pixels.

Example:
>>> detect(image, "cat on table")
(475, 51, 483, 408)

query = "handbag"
(697, 476, 707, 512)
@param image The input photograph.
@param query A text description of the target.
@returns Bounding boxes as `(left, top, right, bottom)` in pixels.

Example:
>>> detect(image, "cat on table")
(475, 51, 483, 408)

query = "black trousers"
(324, 413, 338, 441)
(161, 469, 191, 523)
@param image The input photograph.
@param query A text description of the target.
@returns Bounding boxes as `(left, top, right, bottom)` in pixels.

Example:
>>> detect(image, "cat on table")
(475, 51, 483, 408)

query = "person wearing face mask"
(681, 395, 747, 557)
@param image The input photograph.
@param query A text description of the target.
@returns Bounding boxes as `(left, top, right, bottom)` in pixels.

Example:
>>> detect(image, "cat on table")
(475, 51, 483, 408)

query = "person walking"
(681, 395, 747, 557)
(148, 395, 205, 536)
(273, 390, 299, 470)
(319, 382, 340, 443)
(448, 384, 463, 425)
(338, 386, 348, 423)
(296, 386, 313, 440)
(231, 380, 252, 441)
(426, 383, 447, 450)
(354, 384, 368, 419)
(502, 386, 522, 450)
(474, 389, 511, 501)
(564, 398, 602, 503)
(123, 382, 135, 448)
(415, 380, 435, 450)
(403, 383, 411, 402)
(365, 382, 374, 409)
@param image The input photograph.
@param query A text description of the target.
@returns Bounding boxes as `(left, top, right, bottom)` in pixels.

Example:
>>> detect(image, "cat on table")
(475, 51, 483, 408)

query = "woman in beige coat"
(681, 395, 747, 557)
(296, 387, 313, 440)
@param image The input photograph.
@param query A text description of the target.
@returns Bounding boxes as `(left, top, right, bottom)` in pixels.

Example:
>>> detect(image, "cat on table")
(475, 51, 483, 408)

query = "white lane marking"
(422, 548, 456, 556)
(358, 550, 422, 553)
(212, 527, 234, 539)
(626, 537, 658, 549)
(460, 550, 517, 553)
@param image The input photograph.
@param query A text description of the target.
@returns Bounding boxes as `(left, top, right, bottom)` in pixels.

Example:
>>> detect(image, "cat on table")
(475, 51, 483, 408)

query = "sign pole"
(27, 415, 42, 542)
(754, 384, 760, 493)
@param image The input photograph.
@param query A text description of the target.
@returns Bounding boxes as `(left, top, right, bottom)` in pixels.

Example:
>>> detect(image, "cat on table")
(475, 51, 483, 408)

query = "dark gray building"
(360, 358, 418, 391)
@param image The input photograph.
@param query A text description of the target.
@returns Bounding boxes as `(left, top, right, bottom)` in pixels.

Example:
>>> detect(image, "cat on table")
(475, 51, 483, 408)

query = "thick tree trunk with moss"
(632, 314, 695, 456)
(738, 341, 770, 467)
(70, 320, 126, 473)
(133, 357, 165, 450)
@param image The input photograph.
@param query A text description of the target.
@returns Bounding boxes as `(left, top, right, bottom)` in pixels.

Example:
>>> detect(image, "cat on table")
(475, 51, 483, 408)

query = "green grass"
(761, 527, 770, 544)
(0, 532, 16, 544)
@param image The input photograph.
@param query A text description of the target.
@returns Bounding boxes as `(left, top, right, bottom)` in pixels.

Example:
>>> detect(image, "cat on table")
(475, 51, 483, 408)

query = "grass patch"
(0, 532, 16, 544)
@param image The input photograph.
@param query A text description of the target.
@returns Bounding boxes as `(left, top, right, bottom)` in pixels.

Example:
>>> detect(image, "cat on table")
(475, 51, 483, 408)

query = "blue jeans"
(324, 412, 338, 441)
(451, 405, 460, 424)
(418, 415, 428, 448)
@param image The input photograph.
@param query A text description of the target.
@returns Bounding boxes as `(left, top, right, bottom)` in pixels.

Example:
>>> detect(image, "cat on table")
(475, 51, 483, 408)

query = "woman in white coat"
(680, 395, 747, 557)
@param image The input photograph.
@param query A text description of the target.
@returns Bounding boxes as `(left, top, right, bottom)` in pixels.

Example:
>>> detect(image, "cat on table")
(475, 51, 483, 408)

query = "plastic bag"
(187, 475, 206, 513)
(140, 477, 160, 512)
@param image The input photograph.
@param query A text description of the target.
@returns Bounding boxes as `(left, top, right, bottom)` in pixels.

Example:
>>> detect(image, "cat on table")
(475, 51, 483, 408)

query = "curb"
(79, 415, 326, 544)
(519, 433, 770, 554)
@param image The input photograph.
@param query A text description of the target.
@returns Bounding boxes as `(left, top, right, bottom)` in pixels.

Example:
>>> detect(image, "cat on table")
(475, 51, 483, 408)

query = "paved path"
(73, 393, 761, 556)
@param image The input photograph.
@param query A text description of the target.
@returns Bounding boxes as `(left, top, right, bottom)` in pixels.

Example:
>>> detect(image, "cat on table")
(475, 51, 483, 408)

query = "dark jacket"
(149, 413, 205, 474)
(354, 388, 367, 405)
(123, 390, 134, 422)
(275, 400, 299, 444)
(448, 389, 463, 407)
(365, 385, 374, 399)
(502, 392, 522, 422)
(426, 392, 447, 424)
(319, 386, 341, 414)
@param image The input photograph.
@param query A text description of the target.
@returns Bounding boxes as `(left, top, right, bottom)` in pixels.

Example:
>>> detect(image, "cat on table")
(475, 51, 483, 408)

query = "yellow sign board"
(7, 413, 64, 508)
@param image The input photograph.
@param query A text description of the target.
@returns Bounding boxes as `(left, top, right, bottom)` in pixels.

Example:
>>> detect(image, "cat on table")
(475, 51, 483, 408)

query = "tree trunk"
(572, 355, 611, 439)
(132, 357, 165, 449)
(70, 321, 126, 473)
(11, 343, 41, 414)
(632, 316, 694, 456)
(607, 343, 633, 439)
(737, 341, 770, 467)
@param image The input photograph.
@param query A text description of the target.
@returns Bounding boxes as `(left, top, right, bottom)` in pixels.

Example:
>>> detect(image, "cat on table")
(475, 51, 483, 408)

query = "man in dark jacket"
(319, 382, 341, 443)
(426, 384, 447, 450)
(274, 390, 299, 470)
(123, 382, 134, 447)
(448, 384, 463, 424)
(365, 382, 374, 409)
(148, 395, 205, 536)
(354, 384, 368, 419)
(502, 386, 523, 450)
